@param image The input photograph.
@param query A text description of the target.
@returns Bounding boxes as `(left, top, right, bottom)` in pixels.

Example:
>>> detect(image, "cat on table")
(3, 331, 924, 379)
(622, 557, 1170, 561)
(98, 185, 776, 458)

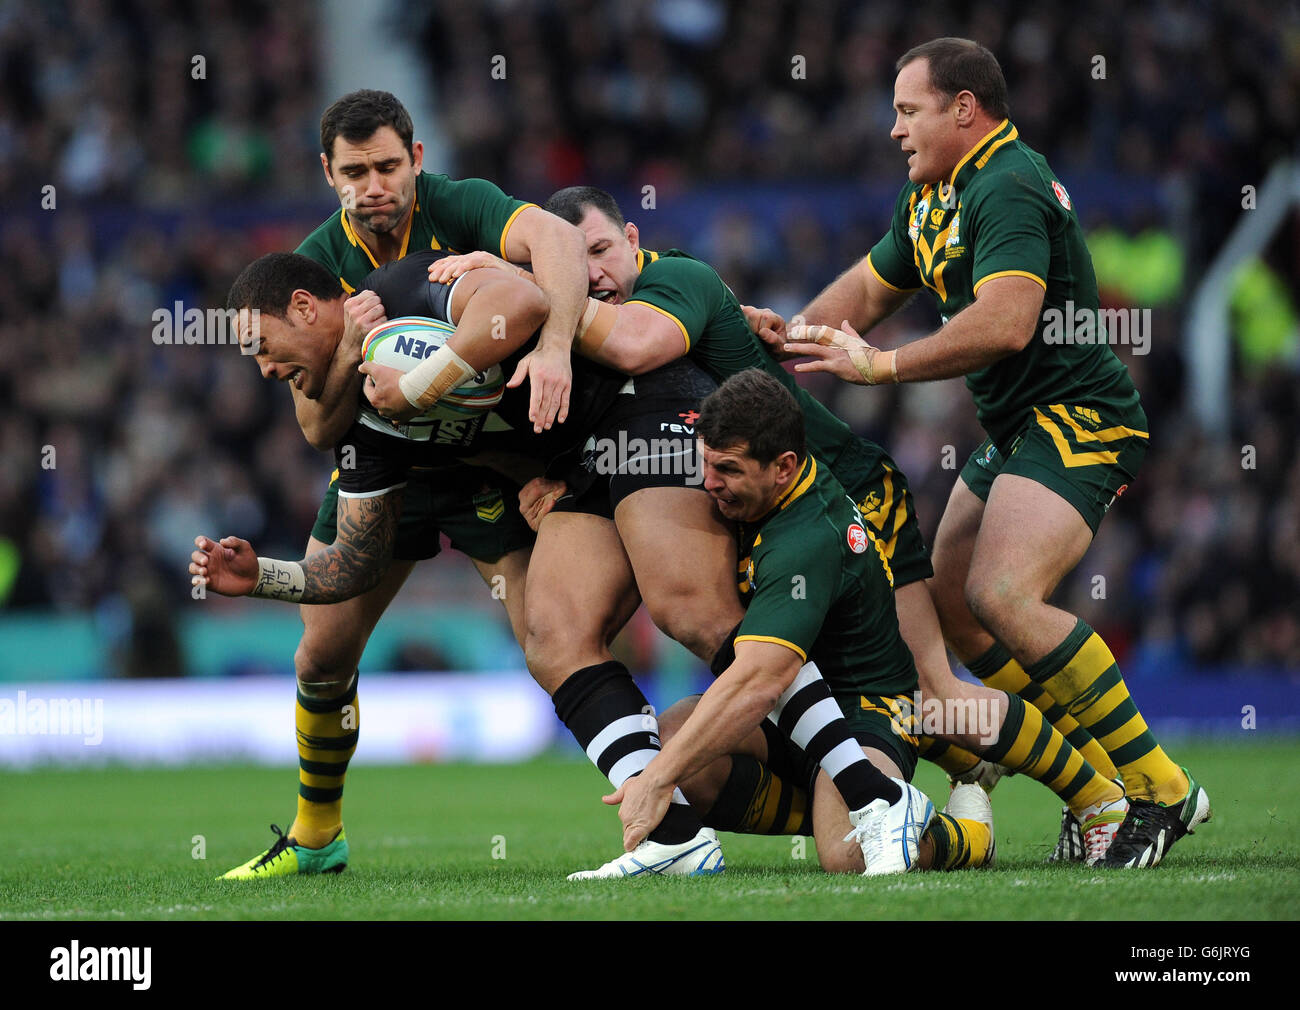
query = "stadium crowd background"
(0, 0, 1297, 682)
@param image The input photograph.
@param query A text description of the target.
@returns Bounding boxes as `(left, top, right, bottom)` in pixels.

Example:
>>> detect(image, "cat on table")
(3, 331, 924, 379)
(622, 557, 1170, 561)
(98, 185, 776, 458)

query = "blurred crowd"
(0, 0, 1297, 674)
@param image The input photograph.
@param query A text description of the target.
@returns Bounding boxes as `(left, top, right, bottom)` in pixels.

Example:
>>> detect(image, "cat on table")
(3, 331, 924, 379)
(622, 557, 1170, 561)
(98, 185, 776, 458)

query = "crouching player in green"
(608, 369, 995, 874)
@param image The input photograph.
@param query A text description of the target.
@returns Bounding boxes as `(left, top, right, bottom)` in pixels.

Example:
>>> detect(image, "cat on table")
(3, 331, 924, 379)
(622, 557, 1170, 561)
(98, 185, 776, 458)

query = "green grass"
(2, 741, 1297, 920)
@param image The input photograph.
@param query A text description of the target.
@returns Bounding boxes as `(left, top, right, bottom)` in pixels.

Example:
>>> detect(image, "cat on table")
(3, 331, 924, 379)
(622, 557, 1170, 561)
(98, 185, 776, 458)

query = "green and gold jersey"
(734, 455, 916, 698)
(629, 249, 863, 473)
(296, 172, 535, 293)
(867, 119, 1139, 448)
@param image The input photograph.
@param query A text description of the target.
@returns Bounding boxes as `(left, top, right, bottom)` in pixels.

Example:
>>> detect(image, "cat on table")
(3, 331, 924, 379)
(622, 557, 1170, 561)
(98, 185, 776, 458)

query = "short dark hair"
(698, 369, 804, 466)
(320, 89, 415, 164)
(897, 38, 1009, 121)
(227, 253, 343, 320)
(544, 186, 625, 228)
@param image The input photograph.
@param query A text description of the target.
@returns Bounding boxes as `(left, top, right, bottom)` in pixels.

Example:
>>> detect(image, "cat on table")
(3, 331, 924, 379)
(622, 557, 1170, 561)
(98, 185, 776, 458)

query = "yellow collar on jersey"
(931, 119, 1018, 205)
(340, 199, 417, 269)
(635, 248, 660, 273)
(765, 455, 816, 520)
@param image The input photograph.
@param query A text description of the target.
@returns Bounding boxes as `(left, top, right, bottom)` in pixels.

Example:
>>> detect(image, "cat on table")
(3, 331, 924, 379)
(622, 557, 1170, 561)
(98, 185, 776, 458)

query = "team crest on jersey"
(847, 524, 869, 554)
(473, 487, 506, 523)
(946, 210, 961, 246)
(1052, 181, 1072, 210)
(909, 198, 930, 240)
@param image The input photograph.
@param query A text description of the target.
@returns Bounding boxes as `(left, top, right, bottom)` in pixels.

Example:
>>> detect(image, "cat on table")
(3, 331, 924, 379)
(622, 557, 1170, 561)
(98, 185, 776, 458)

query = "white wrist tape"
(251, 557, 306, 602)
(397, 343, 478, 410)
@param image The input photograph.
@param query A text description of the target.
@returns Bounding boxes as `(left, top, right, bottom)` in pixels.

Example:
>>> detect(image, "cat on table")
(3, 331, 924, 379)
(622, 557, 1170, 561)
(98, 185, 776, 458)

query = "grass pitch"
(3, 741, 1297, 920)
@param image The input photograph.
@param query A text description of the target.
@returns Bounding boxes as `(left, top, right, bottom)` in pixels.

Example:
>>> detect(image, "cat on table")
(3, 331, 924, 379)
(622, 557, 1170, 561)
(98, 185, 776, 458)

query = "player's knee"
(643, 590, 737, 661)
(964, 569, 1022, 638)
(523, 613, 599, 682)
(293, 640, 356, 697)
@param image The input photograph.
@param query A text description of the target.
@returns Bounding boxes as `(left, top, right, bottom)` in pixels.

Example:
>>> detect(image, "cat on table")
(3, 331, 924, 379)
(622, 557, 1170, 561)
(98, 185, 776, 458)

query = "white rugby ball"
(361, 316, 505, 419)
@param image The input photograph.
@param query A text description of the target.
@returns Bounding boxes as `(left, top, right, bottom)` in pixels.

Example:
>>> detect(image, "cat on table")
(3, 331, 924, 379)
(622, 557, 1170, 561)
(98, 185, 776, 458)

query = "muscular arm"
(189, 490, 401, 605)
(299, 491, 402, 604)
(361, 270, 549, 418)
(576, 301, 687, 375)
(292, 349, 362, 451)
(890, 274, 1044, 380)
(503, 207, 588, 426)
(504, 207, 586, 353)
(800, 254, 915, 334)
(790, 275, 1045, 385)
(445, 269, 549, 371)
(642, 641, 803, 788)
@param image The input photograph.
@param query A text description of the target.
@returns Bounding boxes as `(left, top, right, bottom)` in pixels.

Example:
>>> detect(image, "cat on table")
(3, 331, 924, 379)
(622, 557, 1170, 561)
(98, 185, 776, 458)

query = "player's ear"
(320, 152, 334, 187)
(775, 450, 800, 484)
(290, 289, 316, 325)
(953, 90, 977, 126)
(625, 221, 639, 251)
(410, 140, 424, 174)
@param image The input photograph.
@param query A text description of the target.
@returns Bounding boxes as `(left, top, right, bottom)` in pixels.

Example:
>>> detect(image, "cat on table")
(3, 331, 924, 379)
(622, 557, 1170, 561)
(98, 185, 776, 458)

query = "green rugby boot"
(219, 824, 348, 879)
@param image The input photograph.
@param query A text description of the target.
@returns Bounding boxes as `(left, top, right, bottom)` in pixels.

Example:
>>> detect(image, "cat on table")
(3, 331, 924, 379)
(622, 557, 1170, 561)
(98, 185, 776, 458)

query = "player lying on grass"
(774, 38, 1209, 868)
(608, 368, 996, 874)
(418, 185, 1129, 865)
(214, 87, 592, 880)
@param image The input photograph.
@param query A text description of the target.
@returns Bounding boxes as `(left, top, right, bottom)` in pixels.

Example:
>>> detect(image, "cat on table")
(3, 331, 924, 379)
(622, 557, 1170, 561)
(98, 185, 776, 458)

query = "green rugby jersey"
(866, 119, 1139, 448)
(296, 172, 535, 292)
(733, 455, 916, 698)
(629, 249, 863, 472)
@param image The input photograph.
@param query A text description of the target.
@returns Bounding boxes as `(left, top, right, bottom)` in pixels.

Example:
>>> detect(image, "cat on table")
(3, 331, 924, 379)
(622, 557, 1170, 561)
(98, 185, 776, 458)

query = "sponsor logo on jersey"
(1052, 180, 1072, 210)
(847, 523, 869, 553)
(929, 207, 945, 227)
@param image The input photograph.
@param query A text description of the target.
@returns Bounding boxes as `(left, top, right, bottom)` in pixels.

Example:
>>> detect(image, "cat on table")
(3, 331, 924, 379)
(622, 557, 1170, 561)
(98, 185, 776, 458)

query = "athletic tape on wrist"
(251, 556, 306, 602)
(397, 343, 478, 409)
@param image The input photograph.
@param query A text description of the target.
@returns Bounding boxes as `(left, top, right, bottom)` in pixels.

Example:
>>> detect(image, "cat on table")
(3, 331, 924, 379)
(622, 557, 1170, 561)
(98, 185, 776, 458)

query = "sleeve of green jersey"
(967, 174, 1051, 296)
(430, 176, 534, 257)
(865, 185, 923, 292)
(624, 256, 720, 353)
(294, 222, 339, 273)
(735, 529, 838, 663)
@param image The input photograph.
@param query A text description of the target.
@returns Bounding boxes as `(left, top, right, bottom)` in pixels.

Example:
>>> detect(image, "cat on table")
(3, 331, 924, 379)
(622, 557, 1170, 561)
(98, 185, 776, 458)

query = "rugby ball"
(361, 316, 505, 419)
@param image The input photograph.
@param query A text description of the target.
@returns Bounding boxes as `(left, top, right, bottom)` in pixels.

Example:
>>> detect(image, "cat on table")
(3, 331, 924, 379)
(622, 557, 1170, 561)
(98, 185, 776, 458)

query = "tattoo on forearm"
(300, 492, 402, 603)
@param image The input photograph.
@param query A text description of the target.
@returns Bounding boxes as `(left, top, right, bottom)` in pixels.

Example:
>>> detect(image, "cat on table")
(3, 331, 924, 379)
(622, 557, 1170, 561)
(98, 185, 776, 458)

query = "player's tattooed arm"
(299, 491, 403, 604)
(190, 492, 401, 604)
